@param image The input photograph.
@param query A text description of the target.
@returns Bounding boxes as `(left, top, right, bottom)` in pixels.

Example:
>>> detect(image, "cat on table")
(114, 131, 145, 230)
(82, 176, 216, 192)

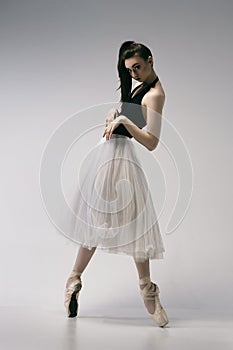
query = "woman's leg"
(66, 246, 97, 287)
(72, 246, 97, 273)
(133, 258, 150, 279)
(133, 258, 155, 314)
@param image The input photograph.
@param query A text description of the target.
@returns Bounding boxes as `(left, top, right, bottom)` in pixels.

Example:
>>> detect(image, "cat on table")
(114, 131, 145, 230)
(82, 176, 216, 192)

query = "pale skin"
(67, 54, 165, 315)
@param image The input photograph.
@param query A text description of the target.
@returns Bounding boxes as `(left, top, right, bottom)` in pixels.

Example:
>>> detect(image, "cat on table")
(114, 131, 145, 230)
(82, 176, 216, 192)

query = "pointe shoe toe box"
(139, 278, 169, 327)
(64, 274, 82, 317)
(151, 306, 169, 327)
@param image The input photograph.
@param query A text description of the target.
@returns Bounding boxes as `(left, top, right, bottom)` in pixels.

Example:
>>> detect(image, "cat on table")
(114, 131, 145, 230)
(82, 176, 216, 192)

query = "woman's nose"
(132, 71, 138, 78)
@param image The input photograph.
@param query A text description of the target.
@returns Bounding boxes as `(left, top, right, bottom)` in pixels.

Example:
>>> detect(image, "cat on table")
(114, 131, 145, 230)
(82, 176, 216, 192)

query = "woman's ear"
(147, 56, 153, 65)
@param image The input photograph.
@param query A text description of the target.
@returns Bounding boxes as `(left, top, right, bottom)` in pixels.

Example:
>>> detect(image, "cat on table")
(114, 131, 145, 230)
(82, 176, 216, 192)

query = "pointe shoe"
(139, 276, 169, 327)
(64, 270, 82, 318)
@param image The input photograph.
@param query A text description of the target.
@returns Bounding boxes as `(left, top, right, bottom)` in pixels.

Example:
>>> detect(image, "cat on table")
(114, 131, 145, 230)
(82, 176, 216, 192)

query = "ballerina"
(64, 41, 169, 327)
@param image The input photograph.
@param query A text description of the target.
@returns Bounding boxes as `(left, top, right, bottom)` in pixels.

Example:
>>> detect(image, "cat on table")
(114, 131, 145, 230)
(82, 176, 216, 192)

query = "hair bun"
(119, 41, 135, 56)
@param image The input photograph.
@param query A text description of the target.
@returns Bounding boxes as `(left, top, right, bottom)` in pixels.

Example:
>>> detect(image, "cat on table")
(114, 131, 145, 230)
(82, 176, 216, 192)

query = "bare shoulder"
(142, 81, 166, 114)
(146, 80, 166, 101)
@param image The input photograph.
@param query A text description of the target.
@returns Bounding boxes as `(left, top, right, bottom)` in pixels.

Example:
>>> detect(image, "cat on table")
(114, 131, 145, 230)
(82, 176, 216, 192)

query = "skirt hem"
(77, 243, 165, 262)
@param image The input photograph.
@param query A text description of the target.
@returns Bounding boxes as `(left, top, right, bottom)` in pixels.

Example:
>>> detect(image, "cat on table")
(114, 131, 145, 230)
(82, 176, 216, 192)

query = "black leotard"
(112, 76, 159, 138)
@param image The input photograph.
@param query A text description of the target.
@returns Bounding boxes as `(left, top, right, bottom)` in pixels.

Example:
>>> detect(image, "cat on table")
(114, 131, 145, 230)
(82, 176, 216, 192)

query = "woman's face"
(124, 55, 152, 82)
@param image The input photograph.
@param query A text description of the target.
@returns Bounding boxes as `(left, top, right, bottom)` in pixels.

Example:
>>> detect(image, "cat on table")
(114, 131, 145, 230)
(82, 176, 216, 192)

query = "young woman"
(64, 41, 169, 327)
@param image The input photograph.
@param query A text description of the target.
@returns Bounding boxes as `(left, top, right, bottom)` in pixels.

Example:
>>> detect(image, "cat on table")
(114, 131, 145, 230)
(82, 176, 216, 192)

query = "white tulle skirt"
(63, 134, 165, 262)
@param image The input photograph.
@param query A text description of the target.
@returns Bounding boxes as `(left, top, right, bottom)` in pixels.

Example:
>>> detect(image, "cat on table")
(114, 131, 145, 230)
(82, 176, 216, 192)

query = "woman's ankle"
(72, 269, 82, 276)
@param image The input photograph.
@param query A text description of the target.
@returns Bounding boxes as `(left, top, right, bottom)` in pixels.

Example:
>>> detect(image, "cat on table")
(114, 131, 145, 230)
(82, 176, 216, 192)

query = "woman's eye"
(127, 65, 140, 74)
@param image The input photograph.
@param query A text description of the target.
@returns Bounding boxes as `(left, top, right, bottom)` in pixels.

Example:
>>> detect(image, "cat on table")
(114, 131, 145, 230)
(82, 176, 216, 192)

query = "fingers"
(103, 116, 119, 140)
(103, 125, 112, 140)
(103, 121, 110, 139)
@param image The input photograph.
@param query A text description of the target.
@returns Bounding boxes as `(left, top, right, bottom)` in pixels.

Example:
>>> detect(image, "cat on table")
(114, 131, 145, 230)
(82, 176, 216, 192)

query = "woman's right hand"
(105, 107, 119, 127)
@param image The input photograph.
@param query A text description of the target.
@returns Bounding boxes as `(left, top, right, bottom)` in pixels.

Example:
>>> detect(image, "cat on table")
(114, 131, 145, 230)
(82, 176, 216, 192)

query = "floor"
(0, 306, 232, 350)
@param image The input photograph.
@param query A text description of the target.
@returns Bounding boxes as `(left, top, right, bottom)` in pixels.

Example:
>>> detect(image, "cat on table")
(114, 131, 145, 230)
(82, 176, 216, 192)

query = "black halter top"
(112, 76, 159, 138)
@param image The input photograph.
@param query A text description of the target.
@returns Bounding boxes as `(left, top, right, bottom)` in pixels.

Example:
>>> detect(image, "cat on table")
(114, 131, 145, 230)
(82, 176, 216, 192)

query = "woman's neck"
(143, 72, 158, 85)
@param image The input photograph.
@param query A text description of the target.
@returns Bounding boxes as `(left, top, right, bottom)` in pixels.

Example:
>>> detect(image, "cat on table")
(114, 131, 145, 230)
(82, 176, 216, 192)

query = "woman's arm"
(121, 92, 165, 151)
(105, 107, 119, 126)
(120, 117, 156, 151)
(103, 93, 164, 150)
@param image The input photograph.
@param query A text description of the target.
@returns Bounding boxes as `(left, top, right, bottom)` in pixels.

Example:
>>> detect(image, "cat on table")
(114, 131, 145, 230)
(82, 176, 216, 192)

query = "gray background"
(0, 0, 232, 314)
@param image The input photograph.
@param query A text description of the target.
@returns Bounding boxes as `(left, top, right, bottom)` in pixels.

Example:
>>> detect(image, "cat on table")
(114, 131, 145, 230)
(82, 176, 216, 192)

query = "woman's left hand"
(102, 116, 125, 140)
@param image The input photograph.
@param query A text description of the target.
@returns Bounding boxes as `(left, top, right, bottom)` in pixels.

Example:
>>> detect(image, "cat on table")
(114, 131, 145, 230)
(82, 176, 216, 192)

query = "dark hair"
(116, 41, 153, 102)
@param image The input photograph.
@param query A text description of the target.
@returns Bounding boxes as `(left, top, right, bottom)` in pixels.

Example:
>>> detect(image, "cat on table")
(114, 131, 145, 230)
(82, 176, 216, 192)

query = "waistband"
(111, 134, 129, 139)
